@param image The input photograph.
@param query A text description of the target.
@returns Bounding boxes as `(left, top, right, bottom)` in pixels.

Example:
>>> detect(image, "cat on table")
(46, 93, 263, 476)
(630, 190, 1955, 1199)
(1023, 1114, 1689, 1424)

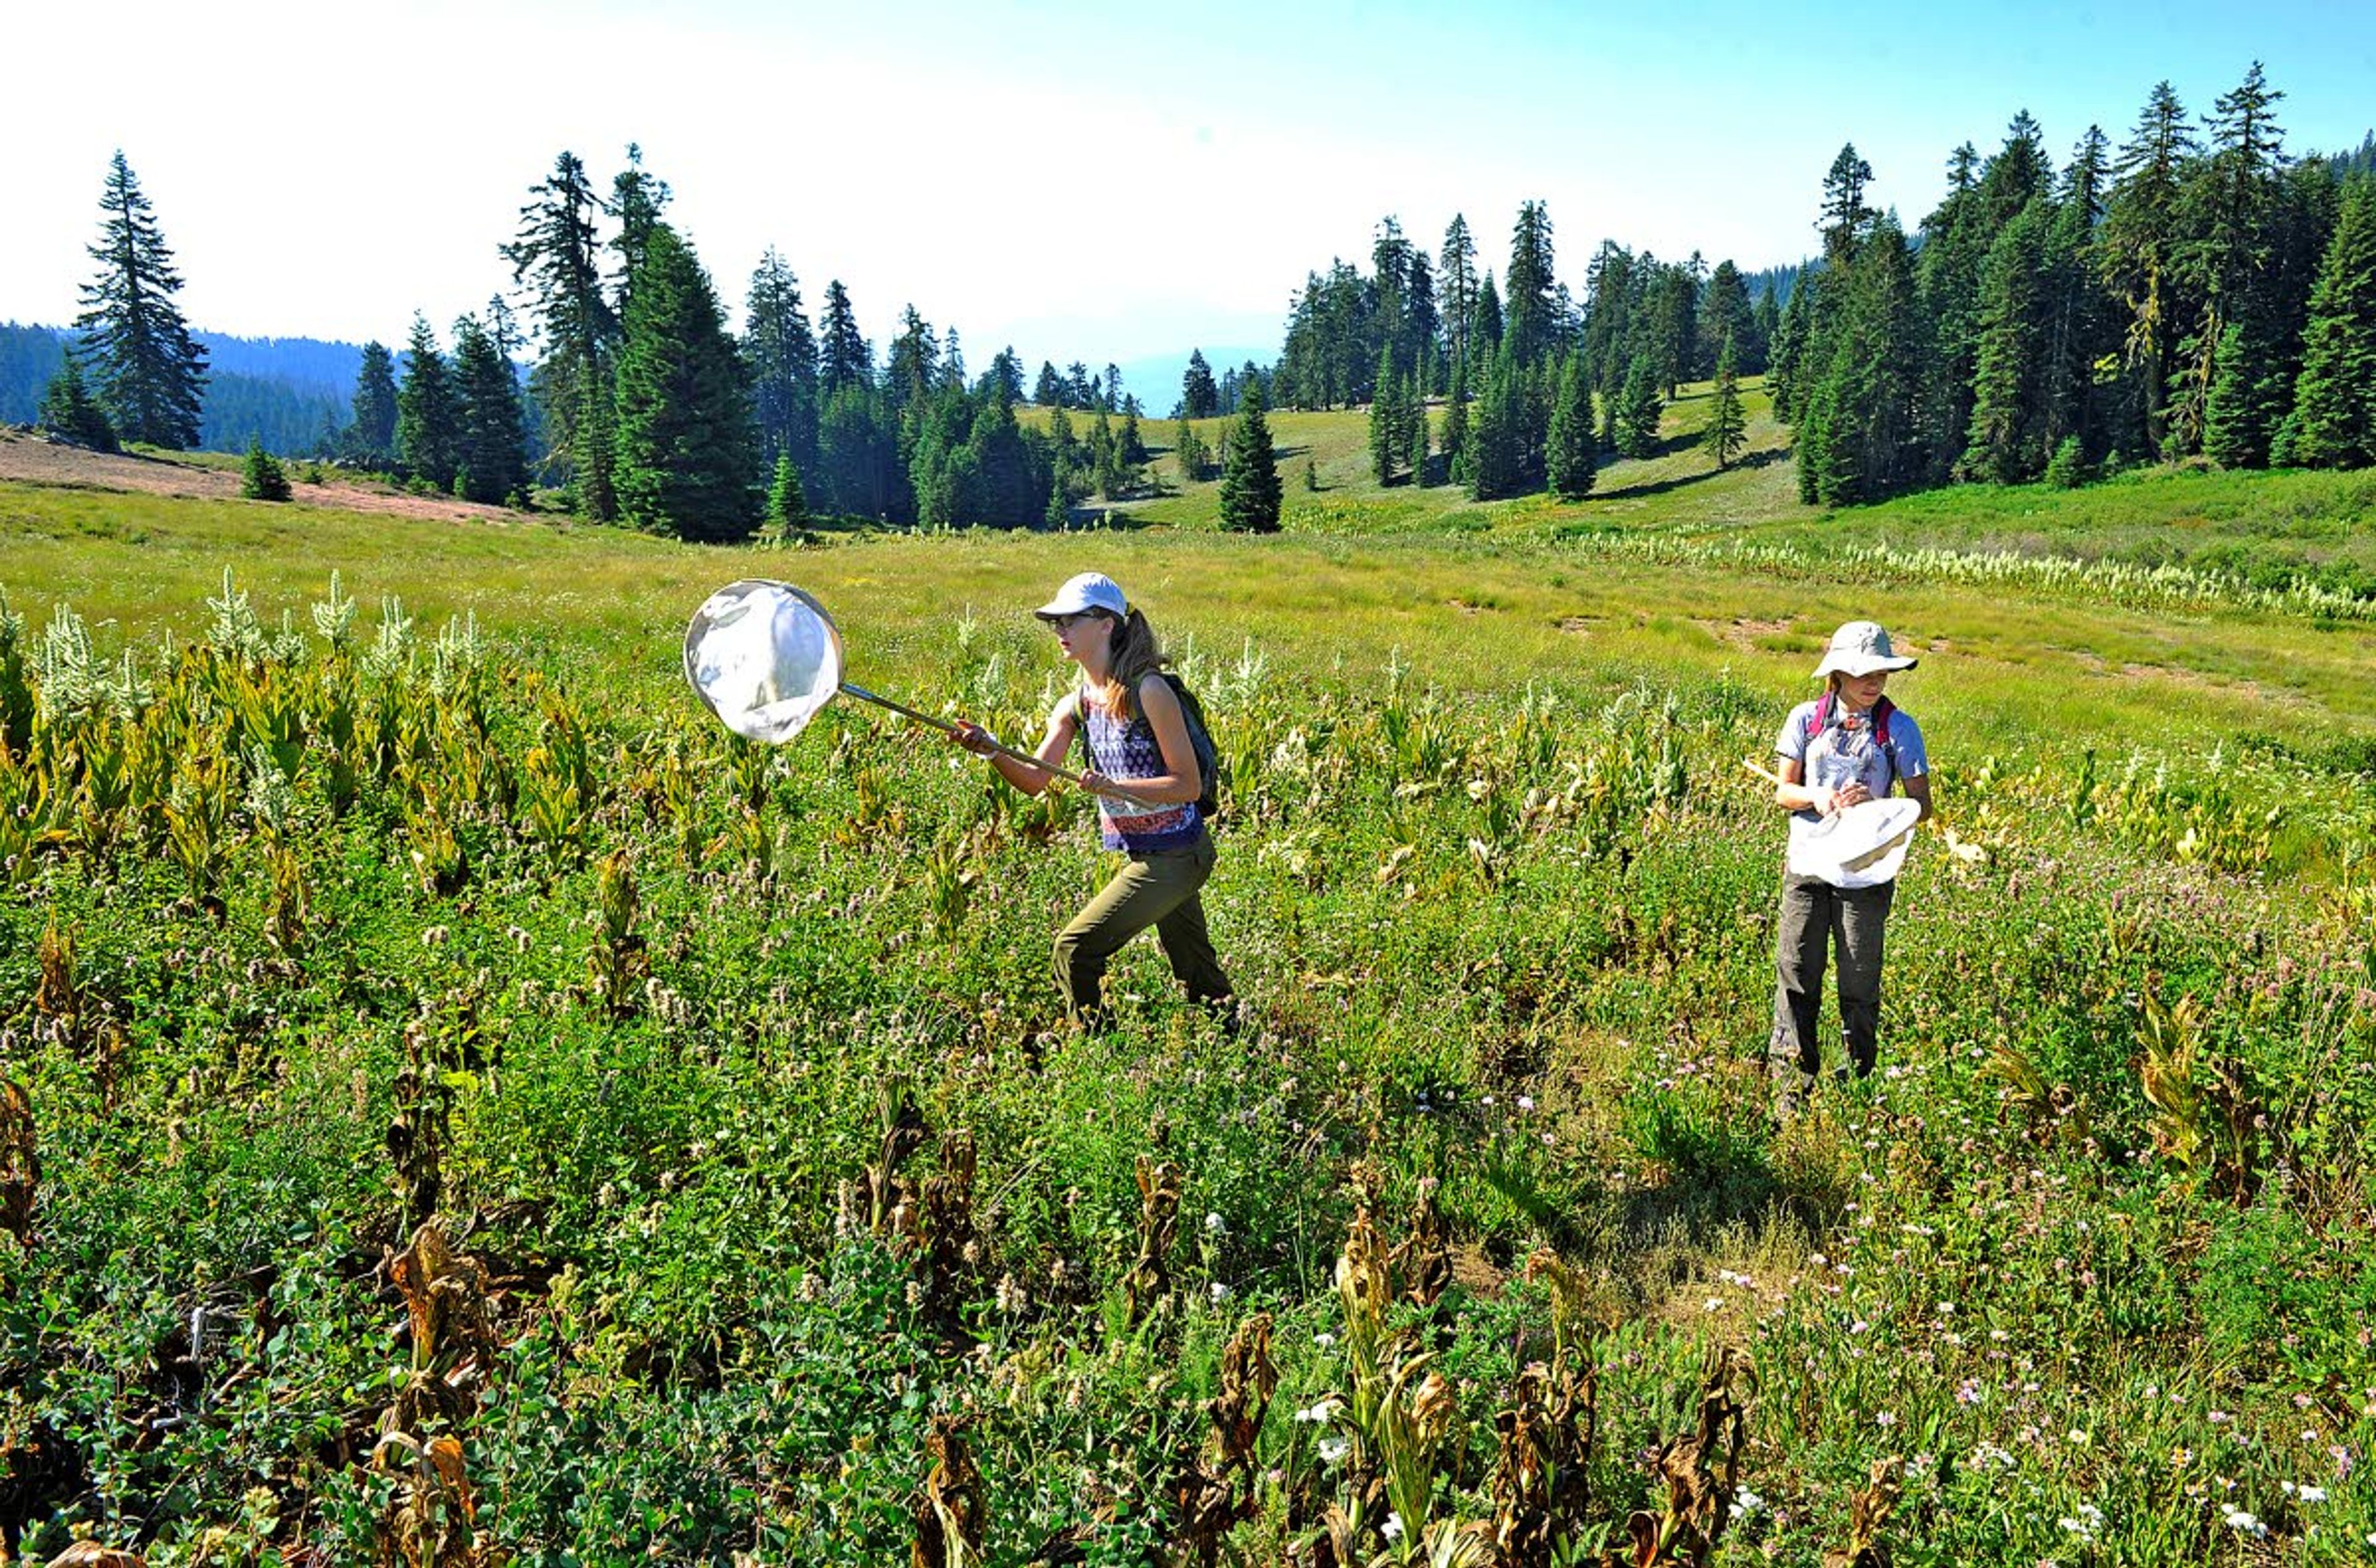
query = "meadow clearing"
(1, 398, 2373, 1564)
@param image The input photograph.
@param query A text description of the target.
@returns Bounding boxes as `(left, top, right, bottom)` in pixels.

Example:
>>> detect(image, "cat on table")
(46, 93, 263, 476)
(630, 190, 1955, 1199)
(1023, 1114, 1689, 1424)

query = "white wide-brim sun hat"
(1812, 620, 1919, 679)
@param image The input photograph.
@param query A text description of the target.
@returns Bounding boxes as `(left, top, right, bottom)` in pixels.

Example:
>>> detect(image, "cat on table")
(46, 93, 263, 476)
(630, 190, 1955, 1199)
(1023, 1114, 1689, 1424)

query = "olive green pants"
(1770, 871, 1896, 1082)
(1053, 837, 1232, 1022)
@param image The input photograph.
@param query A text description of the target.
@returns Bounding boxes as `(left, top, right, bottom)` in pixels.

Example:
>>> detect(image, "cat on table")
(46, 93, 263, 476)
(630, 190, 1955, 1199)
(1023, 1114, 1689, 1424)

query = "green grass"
(1, 446, 2373, 1562)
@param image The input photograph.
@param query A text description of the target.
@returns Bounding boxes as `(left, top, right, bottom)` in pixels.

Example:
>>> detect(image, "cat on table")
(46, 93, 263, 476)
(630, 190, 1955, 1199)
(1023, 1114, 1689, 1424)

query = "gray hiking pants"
(1770, 871, 1896, 1082)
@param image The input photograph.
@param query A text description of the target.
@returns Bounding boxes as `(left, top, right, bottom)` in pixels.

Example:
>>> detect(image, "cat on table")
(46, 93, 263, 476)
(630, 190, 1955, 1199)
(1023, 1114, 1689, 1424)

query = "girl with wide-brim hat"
(1767, 621, 1934, 1116)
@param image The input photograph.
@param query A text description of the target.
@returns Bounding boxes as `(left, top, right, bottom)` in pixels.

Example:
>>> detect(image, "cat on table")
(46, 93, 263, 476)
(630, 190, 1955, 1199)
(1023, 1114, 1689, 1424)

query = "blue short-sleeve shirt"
(1776, 700, 1928, 825)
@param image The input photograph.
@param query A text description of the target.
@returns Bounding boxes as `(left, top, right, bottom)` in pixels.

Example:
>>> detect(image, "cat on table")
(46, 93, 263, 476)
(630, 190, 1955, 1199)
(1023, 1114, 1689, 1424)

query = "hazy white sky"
(8, 0, 2370, 375)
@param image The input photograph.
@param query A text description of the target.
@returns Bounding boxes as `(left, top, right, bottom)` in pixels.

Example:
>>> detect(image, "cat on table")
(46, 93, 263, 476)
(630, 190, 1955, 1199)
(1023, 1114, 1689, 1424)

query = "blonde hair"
(1094, 608, 1169, 722)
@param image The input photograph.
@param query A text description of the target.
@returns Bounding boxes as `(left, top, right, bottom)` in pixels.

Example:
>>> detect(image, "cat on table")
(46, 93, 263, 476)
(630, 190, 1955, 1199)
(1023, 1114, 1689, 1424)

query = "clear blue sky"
(6, 0, 2369, 380)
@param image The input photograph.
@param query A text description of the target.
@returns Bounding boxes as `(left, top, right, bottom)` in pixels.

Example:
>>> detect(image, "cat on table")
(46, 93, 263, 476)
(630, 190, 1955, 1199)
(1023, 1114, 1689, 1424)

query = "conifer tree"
(450, 313, 529, 502)
(395, 316, 460, 490)
(348, 341, 398, 465)
(1615, 353, 1663, 459)
(1697, 261, 1760, 380)
(36, 358, 118, 452)
(2203, 317, 2291, 468)
(74, 152, 208, 449)
(766, 452, 809, 529)
(1546, 353, 1596, 498)
(1401, 370, 1429, 481)
(505, 150, 618, 517)
(1702, 336, 1747, 471)
(1465, 356, 1526, 501)
(1217, 383, 1282, 532)
(2171, 62, 2290, 455)
(612, 224, 761, 541)
(1471, 272, 1504, 362)
(1439, 216, 1478, 374)
(1797, 216, 1929, 506)
(1174, 418, 1208, 483)
(744, 249, 818, 480)
(1504, 201, 1559, 368)
(1119, 403, 1147, 465)
(1368, 343, 1403, 483)
(1181, 350, 1219, 419)
(2285, 176, 2376, 468)
(241, 437, 291, 501)
(606, 144, 673, 321)
(1819, 145, 1878, 266)
(818, 281, 871, 395)
(2101, 83, 2199, 458)
(1769, 275, 1815, 423)
(1963, 197, 2056, 483)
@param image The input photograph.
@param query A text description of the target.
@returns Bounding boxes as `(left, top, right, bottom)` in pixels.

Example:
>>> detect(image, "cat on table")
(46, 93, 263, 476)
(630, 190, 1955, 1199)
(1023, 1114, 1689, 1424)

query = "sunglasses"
(1044, 611, 1109, 634)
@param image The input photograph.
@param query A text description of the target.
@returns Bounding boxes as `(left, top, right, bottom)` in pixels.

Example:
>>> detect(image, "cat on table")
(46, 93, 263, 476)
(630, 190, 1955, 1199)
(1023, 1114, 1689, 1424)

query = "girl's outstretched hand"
(952, 720, 1000, 757)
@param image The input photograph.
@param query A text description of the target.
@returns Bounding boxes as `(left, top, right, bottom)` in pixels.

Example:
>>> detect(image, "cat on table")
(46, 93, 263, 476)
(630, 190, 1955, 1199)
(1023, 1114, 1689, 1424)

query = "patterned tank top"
(1080, 686, 1205, 853)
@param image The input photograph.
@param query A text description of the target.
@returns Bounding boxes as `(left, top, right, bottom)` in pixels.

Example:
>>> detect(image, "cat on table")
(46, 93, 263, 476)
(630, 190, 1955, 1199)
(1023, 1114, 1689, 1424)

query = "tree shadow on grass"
(1591, 445, 1786, 503)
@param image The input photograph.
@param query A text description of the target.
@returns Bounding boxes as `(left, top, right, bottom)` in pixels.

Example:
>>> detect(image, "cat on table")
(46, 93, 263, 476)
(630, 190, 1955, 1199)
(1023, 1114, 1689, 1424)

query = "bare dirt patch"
(1691, 614, 1794, 653)
(0, 431, 525, 525)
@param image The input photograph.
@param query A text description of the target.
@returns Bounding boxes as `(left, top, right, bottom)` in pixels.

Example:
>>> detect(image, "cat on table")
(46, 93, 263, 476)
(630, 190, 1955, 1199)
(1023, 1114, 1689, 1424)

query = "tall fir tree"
(1818, 144, 1878, 266)
(450, 313, 528, 502)
(348, 341, 398, 465)
(1696, 261, 1760, 381)
(1615, 352, 1663, 459)
(1217, 382, 1283, 532)
(818, 281, 871, 395)
(504, 151, 618, 518)
(1367, 342, 1403, 483)
(2171, 62, 2290, 455)
(2284, 175, 2376, 468)
(1797, 215, 1930, 507)
(612, 224, 762, 541)
(1439, 215, 1478, 377)
(1702, 335, 1747, 471)
(1441, 376, 1470, 485)
(1545, 352, 1596, 499)
(73, 152, 208, 449)
(1181, 350, 1219, 419)
(744, 249, 819, 481)
(2101, 82, 2200, 458)
(606, 144, 673, 321)
(1504, 201, 1559, 368)
(395, 316, 460, 490)
(1962, 197, 2057, 483)
(1400, 369, 1429, 482)
(1465, 354, 1525, 501)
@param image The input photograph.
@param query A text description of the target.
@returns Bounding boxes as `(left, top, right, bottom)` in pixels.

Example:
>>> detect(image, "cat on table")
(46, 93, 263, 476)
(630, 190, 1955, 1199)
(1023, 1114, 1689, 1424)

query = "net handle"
(839, 681, 1152, 804)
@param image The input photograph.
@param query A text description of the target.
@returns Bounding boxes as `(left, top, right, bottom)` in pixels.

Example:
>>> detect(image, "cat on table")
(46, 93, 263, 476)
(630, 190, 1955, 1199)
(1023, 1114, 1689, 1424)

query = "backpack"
(1077, 673, 1225, 822)
(1807, 692, 1902, 785)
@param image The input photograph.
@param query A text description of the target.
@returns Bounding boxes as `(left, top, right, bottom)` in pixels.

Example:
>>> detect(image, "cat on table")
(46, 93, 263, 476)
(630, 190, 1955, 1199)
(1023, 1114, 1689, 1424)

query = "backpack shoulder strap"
(1807, 691, 1832, 739)
(1872, 695, 1895, 749)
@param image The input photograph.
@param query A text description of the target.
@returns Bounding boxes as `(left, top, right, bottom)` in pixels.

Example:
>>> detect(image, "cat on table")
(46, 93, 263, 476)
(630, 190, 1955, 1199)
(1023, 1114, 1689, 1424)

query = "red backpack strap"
(1873, 695, 1894, 747)
(1806, 690, 1832, 739)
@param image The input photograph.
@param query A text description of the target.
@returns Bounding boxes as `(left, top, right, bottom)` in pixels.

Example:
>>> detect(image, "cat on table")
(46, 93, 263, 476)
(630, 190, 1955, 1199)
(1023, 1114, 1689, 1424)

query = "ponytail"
(1097, 608, 1169, 721)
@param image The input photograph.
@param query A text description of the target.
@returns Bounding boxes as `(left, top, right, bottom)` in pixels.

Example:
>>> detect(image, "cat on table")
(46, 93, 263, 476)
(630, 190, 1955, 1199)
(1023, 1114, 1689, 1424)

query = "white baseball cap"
(1035, 572, 1129, 621)
(1812, 620, 1918, 679)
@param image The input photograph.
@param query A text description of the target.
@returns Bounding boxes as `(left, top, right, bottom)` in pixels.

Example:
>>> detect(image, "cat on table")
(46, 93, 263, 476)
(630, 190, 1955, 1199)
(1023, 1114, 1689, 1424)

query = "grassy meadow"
(0, 432, 2373, 1565)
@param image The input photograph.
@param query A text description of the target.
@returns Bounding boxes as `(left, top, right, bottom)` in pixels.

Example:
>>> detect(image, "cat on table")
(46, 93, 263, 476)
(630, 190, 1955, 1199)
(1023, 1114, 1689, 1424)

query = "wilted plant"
(914, 1413, 986, 1568)
(0, 1079, 35, 1249)
(1173, 1311, 1280, 1565)
(1819, 1457, 1903, 1568)
(585, 850, 648, 1020)
(369, 1431, 484, 1568)
(1614, 1348, 1752, 1568)
(382, 1221, 496, 1436)
(1124, 1154, 1184, 1330)
(1484, 1252, 1601, 1566)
